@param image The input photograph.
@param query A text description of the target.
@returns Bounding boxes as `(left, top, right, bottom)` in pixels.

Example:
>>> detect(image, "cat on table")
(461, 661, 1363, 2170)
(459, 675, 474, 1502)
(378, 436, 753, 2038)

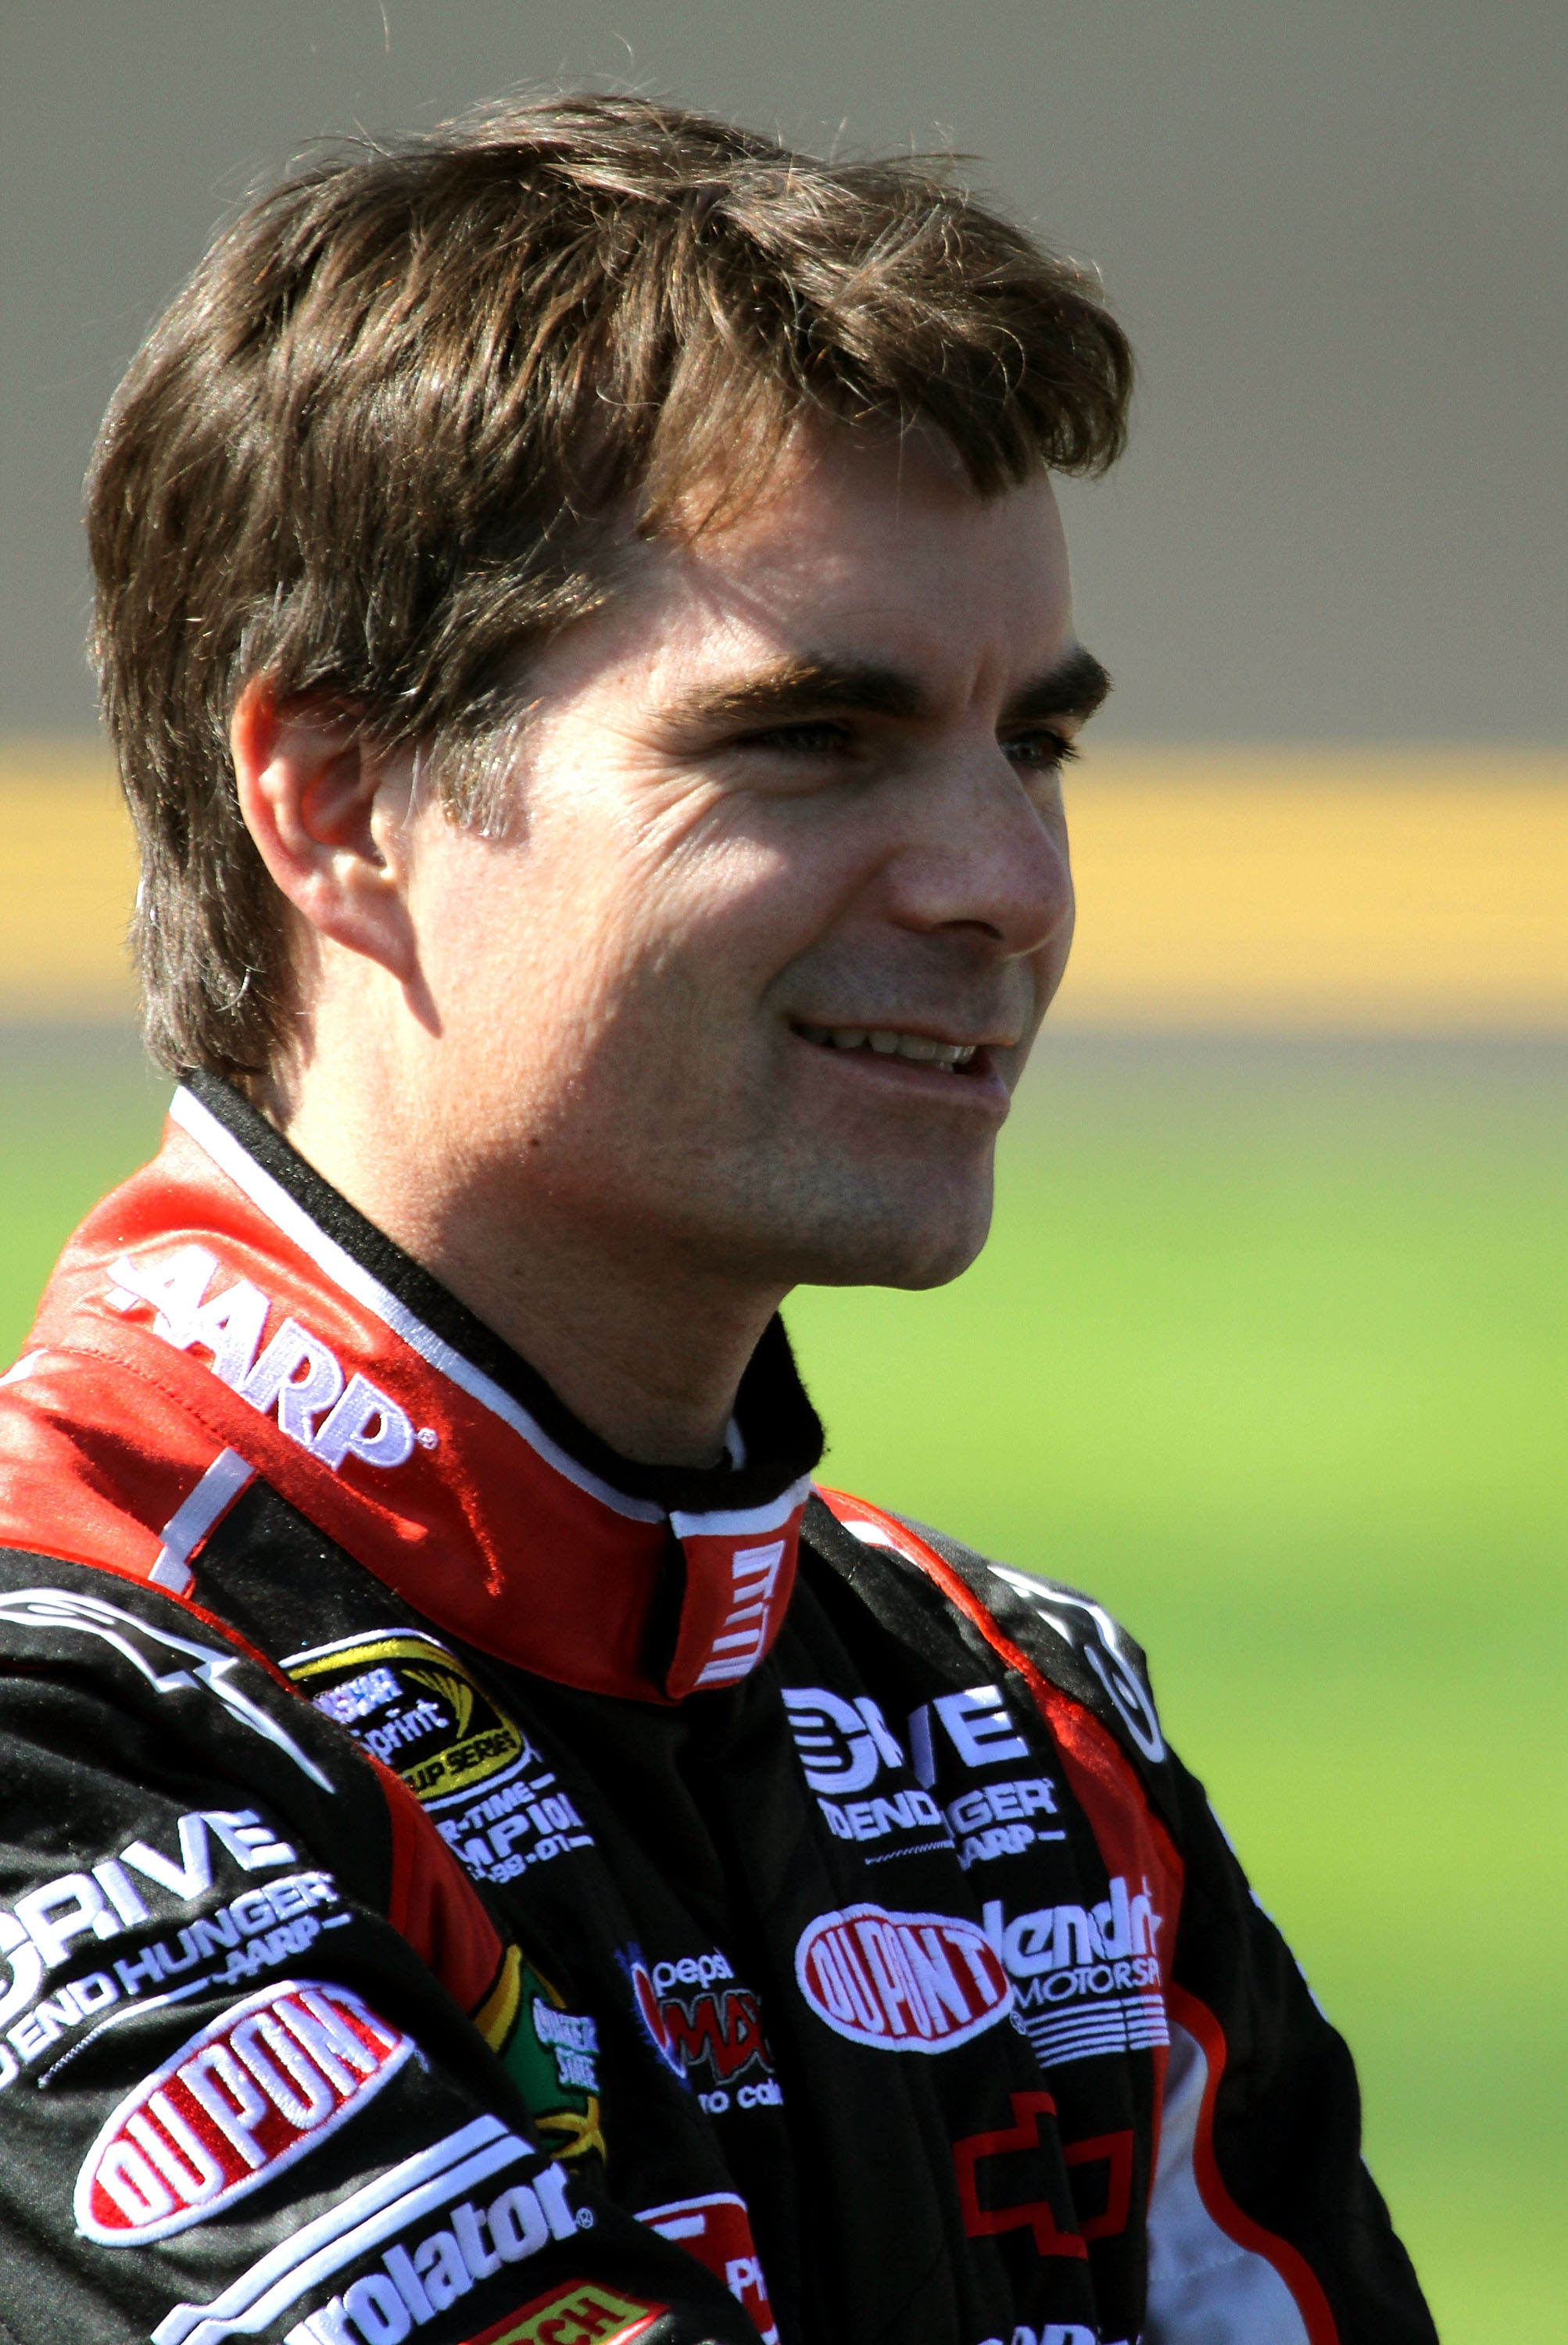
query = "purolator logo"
(795, 1905, 1011, 2051)
(75, 1978, 411, 2243)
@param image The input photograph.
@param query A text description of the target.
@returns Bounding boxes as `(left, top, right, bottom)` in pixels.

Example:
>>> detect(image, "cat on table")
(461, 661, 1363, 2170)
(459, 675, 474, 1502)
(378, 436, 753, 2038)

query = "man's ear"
(231, 681, 419, 981)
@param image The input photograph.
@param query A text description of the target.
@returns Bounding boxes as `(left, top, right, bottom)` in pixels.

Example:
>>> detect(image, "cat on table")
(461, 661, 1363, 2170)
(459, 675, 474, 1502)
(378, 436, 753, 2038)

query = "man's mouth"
(793, 1022, 983, 1073)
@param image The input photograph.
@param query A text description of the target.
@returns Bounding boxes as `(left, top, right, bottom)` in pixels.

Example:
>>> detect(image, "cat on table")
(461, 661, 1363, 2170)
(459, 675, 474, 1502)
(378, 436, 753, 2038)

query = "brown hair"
(88, 91, 1133, 1078)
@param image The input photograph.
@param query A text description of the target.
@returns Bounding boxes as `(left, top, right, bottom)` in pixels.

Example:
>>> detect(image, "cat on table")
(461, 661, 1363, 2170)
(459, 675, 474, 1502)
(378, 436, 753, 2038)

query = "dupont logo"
(795, 1904, 1011, 2052)
(75, 1979, 411, 2243)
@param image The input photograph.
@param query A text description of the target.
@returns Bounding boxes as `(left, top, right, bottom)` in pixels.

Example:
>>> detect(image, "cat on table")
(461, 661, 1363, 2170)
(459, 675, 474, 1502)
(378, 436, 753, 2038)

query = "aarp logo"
(108, 1245, 416, 1474)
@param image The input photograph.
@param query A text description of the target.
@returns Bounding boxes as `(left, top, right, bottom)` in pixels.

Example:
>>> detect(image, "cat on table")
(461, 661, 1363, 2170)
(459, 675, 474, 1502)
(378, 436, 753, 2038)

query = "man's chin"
(788, 1202, 994, 1294)
(757, 1140, 1000, 1292)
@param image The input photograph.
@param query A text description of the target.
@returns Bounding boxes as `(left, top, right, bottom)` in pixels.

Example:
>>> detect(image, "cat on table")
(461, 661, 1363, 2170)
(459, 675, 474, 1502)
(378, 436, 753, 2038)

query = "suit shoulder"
(808, 1484, 1172, 1798)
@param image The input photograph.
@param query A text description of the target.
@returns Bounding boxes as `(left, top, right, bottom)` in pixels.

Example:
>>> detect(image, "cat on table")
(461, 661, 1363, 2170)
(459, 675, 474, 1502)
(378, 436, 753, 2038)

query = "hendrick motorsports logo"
(795, 1905, 1011, 2052)
(75, 1979, 410, 2243)
(984, 1877, 1169, 2068)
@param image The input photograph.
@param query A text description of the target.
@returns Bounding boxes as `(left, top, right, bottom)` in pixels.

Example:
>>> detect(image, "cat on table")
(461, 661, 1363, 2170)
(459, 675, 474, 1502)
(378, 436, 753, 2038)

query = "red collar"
(0, 1082, 821, 1704)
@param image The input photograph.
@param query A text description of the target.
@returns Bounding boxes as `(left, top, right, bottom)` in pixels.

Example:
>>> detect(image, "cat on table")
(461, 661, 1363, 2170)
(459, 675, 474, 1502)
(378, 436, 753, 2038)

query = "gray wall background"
(2, 0, 1563, 743)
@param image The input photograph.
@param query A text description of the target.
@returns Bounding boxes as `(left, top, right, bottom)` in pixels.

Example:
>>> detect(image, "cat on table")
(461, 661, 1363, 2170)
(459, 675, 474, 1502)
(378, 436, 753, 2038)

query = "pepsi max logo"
(74, 1978, 411, 2243)
(795, 1905, 1011, 2052)
(626, 1959, 686, 2083)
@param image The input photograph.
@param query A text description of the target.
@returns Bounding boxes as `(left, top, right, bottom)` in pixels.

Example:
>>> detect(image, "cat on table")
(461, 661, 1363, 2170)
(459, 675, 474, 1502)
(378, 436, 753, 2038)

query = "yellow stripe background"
(1058, 749, 1568, 1030)
(2, 740, 1564, 1029)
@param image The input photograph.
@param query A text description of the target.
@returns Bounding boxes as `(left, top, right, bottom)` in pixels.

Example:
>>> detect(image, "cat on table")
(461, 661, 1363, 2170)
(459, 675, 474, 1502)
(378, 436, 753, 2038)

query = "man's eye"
(1003, 729, 1079, 772)
(733, 721, 849, 758)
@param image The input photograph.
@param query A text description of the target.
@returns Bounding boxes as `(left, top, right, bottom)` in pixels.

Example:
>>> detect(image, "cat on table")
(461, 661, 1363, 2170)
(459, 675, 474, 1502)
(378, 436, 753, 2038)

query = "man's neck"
(256, 1072, 785, 1472)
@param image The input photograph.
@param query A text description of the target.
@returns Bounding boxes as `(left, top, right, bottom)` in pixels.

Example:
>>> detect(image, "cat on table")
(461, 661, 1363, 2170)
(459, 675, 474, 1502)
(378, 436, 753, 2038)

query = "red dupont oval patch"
(74, 1978, 413, 2244)
(795, 1904, 1012, 2051)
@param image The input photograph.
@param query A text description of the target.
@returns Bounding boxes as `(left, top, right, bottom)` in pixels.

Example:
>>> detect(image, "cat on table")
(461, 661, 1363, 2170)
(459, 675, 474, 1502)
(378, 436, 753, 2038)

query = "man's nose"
(884, 745, 1074, 962)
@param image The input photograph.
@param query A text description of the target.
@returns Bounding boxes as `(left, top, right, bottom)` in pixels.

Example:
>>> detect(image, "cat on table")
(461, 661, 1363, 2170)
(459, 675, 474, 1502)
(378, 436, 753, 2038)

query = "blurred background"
(2, 3, 1565, 2333)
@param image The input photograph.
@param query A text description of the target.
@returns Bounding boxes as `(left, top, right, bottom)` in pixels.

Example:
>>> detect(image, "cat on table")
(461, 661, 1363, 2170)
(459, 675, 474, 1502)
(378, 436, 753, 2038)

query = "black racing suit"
(0, 1075, 1436, 2345)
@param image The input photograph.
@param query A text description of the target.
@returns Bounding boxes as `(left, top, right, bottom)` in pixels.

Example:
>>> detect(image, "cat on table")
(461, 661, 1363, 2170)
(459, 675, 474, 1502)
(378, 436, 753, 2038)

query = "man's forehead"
(675, 420, 1067, 574)
(531, 425, 1077, 720)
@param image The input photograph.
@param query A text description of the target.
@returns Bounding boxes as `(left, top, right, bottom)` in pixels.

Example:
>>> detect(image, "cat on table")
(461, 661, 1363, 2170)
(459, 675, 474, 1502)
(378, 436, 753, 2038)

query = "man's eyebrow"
(665, 657, 927, 732)
(1001, 644, 1112, 726)
(664, 643, 1112, 736)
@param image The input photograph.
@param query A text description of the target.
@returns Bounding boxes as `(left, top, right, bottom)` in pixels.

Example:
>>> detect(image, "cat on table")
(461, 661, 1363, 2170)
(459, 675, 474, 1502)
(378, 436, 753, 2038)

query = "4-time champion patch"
(284, 1628, 594, 1883)
(286, 1629, 526, 1802)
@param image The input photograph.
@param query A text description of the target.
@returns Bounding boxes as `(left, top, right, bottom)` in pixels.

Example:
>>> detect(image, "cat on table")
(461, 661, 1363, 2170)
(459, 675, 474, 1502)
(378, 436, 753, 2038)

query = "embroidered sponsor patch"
(615, 1946, 780, 2120)
(952, 2090, 1100, 2261)
(943, 1774, 1065, 1870)
(795, 1904, 1011, 2051)
(106, 1244, 417, 1477)
(75, 1978, 411, 2243)
(985, 1877, 1169, 2066)
(288, 1631, 527, 1800)
(463, 2280, 662, 2345)
(780, 1687, 907, 1794)
(287, 2168, 592, 2344)
(623, 1952, 689, 2085)
(488, 1951, 604, 2162)
(779, 1684, 955, 1857)
(0, 1806, 305, 2090)
(639, 2191, 779, 2343)
(781, 1681, 1066, 1865)
(0, 1863, 350, 2094)
(149, 2118, 575, 2345)
(285, 1631, 593, 1882)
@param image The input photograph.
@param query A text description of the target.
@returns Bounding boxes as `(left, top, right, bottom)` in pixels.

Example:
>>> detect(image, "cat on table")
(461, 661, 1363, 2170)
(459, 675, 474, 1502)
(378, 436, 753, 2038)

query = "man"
(0, 94, 1432, 2345)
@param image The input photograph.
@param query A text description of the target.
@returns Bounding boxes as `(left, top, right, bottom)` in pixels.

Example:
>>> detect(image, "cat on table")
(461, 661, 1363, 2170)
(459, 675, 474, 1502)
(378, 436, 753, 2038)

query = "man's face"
(402, 425, 1099, 1298)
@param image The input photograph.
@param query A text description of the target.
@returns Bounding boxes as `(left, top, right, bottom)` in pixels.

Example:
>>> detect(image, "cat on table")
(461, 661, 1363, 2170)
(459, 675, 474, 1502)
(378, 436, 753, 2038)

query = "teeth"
(800, 1023, 979, 1071)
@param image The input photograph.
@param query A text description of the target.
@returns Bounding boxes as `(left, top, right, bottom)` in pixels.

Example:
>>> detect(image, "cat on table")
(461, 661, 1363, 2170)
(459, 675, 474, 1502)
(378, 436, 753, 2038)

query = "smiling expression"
(400, 423, 1104, 1299)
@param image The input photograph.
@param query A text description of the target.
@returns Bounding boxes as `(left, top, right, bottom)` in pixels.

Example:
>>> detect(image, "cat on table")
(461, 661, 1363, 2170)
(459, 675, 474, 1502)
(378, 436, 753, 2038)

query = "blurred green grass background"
(3, 1029, 1565, 2339)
